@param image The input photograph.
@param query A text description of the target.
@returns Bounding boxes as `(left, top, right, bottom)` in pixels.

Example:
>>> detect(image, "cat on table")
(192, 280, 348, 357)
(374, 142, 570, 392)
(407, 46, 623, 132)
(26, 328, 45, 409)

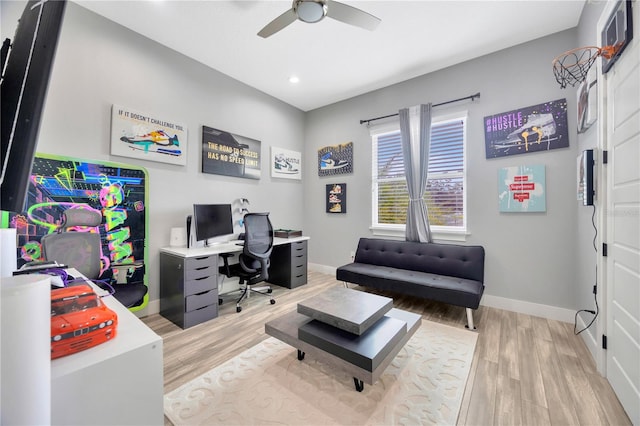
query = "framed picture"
(484, 99, 569, 159)
(326, 183, 346, 213)
(271, 147, 302, 180)
(318, 142, 353, 176)
(111, 104, 187, 166)
(498, 165, 546, 213)
(201, 126, 261, 180)
(601, 0, 634, 74)
(3, 153, 149, 311)
(577, 68, 597, 134)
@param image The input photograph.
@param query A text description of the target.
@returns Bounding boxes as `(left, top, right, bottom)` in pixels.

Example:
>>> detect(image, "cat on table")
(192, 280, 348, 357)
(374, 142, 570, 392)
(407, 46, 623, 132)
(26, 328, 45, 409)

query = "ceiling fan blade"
(325, 0, 380, 31)
(258, 8, 297, 38)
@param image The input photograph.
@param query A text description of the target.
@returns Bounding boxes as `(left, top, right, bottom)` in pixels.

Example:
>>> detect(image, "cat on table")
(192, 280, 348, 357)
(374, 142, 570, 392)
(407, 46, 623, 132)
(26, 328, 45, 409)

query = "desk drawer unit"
(268, 240, 308, 289)
(160, 253, 218, 329)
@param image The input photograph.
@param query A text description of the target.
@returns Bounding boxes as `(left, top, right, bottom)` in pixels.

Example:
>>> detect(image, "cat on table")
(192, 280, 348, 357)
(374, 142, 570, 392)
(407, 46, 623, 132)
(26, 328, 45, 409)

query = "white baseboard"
(479, 294, 575, 323)
(308, 263, 336, 275)
(145, 298, 160, 316)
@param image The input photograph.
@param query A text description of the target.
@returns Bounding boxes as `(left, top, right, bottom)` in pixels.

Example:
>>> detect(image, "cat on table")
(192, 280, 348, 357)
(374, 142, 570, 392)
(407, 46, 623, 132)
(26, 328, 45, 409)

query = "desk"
(51, 269, 163, 426)
(159, 236, 309, 329)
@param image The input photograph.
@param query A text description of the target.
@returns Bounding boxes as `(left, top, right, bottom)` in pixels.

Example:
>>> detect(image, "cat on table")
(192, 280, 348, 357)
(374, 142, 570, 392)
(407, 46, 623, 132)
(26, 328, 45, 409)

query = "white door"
(603, 2, 640, 424)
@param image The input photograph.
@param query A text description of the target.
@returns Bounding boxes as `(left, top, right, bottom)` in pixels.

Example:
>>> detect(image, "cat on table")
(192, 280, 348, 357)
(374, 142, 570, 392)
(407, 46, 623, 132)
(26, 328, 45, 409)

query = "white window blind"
(372, 116, 466, 233)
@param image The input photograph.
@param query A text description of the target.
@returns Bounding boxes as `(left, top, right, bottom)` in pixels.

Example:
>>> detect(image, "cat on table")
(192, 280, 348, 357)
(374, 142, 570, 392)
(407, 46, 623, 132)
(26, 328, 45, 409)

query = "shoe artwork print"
(120, 129, 182, 156)
(326, 183, 347, 214)
(318, 142, 353, 177)
(274, 153, 299, 174)
(329, 203, 342, 213)
(320, 152, 349, 170)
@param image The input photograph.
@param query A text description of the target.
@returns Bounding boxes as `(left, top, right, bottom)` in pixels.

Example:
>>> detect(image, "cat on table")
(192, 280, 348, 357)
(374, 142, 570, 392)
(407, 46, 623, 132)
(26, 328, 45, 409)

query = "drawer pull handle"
(195, 276, 210, 281)
(295, 274, 304, 278)
(195, 256, 210, 260)
(195, 266, 209, 271)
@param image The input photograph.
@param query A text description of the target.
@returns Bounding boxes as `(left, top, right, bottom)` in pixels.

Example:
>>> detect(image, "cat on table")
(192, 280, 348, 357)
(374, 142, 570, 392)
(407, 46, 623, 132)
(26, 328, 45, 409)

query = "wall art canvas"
(484, 99, 569, 159)
(271, 147, 301, 180)
(498, 164, 546, 213)
(111, 104, 187, 166)
(326, 183, 347, 213)
(202, 126, 261, 179)
(318, 142, 353, 176)
(1, 153, 149, 311)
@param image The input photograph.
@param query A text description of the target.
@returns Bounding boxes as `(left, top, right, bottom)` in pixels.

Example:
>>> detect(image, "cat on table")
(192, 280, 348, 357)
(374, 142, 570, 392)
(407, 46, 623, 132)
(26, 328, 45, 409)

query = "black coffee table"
(265, 286, 421, 391)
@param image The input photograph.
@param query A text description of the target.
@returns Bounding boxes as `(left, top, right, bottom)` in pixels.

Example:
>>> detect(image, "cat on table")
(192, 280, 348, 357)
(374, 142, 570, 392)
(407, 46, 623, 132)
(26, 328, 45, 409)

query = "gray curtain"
(399, 103, 433, 243)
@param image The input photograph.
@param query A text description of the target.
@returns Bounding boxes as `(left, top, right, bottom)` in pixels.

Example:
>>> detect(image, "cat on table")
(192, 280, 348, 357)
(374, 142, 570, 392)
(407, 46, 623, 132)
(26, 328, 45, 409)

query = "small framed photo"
(577, 68, 597, 134)
(271, 147, 302, 180)
(326, 183, 346, 213)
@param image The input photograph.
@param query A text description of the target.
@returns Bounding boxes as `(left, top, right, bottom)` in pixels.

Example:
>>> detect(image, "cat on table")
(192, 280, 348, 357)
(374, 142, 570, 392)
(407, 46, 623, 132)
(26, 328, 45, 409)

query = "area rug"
(164, 320, 477, 425)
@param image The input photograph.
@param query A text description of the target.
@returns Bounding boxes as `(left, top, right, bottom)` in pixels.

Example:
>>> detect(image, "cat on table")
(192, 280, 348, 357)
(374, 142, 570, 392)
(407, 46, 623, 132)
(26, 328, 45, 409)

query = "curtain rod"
(359, 92, 481, 125)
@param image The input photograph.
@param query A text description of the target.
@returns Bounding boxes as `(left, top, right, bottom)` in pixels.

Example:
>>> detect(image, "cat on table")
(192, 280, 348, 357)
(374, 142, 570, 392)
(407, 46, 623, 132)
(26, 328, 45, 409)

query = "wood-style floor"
(142, 270, 631, 425)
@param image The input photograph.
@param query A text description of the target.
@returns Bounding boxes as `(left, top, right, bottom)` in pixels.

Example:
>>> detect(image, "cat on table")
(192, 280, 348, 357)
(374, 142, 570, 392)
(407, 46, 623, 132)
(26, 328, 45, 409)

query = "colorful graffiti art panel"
(4, 153, 149, 310)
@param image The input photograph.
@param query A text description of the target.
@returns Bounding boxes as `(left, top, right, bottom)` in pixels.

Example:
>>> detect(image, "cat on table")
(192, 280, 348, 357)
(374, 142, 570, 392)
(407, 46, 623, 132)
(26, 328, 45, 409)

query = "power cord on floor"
(575, 204, 599, 335)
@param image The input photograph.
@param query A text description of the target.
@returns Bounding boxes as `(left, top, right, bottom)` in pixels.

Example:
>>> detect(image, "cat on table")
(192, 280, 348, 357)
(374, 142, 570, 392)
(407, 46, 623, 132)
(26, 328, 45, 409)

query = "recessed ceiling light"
(289, 75, 300, 84)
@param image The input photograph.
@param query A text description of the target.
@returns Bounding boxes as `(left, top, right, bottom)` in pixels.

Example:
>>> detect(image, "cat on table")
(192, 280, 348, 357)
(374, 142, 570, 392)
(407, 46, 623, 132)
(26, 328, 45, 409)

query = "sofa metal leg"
(465, 308, 476, 330)
(353, 377, 364, 392)
(343, 281, 349, 289)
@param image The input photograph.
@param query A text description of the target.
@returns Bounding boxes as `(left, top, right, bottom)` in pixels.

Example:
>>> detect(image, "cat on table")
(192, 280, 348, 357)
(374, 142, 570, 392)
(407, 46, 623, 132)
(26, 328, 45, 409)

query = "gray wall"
(304, 29, 584, 310)
(3, 0, 598, 314)
(1, 1, 306, 313)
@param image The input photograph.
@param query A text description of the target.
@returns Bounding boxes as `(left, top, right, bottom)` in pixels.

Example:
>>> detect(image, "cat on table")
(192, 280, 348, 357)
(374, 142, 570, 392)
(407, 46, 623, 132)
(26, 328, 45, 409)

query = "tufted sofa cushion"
(336, 238, 485, 310)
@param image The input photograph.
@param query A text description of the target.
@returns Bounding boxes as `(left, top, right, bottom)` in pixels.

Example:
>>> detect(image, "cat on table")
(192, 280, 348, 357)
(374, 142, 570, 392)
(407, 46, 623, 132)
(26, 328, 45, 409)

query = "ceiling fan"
(258, 0, 381, 38)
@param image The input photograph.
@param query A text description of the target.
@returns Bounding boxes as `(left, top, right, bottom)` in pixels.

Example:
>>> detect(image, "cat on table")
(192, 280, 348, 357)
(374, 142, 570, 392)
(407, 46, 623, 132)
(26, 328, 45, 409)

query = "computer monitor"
(193, 204, 233, 244)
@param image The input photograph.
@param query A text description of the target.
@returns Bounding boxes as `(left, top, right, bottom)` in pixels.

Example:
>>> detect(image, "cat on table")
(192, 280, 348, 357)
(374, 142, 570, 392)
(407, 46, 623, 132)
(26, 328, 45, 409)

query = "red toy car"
(50, 284, 118, 359)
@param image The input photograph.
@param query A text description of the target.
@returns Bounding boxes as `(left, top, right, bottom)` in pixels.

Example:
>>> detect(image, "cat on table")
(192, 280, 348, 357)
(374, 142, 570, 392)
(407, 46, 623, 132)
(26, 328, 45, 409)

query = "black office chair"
(219, 212, 276, 313)
(41, 208, 148, 308)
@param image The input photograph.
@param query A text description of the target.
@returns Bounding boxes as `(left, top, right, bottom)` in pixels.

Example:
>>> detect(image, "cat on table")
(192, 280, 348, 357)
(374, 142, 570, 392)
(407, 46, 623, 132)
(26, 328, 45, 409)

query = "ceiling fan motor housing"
(294, 0, 328, 23)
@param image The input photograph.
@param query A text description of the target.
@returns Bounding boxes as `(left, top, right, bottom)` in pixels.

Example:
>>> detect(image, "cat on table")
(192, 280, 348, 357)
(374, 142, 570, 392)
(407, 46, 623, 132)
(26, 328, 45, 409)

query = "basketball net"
(552, 45, 617, 89)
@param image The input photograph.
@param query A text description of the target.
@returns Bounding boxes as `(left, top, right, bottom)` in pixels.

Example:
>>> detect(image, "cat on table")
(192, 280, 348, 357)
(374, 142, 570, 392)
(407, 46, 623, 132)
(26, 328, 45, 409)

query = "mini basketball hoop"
(552, 45, 617, 89)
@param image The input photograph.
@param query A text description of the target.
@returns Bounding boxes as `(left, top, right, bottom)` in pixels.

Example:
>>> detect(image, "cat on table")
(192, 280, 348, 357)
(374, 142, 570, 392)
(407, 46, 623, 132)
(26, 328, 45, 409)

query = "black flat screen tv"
(1, 0, 66, 213)
(193, 204, 234, 243)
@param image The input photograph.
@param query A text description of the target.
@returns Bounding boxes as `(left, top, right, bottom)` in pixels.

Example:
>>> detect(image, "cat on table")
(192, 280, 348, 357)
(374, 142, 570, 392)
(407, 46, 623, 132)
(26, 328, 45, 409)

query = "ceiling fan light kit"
(258, 0, 381, 38)
(295, 0, 327, 23)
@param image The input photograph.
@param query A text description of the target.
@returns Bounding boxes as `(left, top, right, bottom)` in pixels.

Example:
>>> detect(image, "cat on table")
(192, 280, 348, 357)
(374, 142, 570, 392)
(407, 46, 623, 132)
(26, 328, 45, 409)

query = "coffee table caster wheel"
(353, 378, 364, 392)
(297, 350, 305, 361)
(236, 306, 242, 313)
(270, 299, 276, 305)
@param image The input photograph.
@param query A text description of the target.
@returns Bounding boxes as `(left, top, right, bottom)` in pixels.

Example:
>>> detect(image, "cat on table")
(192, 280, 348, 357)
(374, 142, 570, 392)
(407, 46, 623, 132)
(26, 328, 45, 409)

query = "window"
(371, 114, 467, 238)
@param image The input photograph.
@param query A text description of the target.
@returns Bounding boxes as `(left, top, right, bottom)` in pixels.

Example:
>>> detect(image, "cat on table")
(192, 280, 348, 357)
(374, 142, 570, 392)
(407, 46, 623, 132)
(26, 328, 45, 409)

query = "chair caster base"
(236, 305, 242, 313)
(270, 299, 276, 305)
(267, 288, 273, 294)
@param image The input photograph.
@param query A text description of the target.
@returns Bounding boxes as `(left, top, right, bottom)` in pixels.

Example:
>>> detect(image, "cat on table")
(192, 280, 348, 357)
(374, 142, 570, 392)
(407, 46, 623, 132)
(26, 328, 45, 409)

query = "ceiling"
(75, 0, 585, 112)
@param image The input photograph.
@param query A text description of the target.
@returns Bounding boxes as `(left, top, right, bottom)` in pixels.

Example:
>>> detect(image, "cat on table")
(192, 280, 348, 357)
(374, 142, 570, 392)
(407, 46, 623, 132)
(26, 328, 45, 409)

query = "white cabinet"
(51, 283, 163, 426)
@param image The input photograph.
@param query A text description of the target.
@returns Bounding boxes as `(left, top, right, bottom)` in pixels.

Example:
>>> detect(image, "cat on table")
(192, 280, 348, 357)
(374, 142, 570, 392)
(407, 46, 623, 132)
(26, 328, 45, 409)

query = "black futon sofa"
(336, 238, 485, 329)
